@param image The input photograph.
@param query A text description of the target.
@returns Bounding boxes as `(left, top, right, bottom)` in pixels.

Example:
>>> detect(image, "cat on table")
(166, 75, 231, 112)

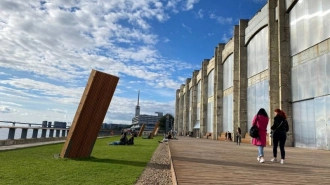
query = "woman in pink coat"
(251, 108, 269, 163)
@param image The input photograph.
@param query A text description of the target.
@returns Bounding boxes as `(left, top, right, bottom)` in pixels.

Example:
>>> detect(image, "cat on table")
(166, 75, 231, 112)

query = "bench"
(202, 132, 212, 139)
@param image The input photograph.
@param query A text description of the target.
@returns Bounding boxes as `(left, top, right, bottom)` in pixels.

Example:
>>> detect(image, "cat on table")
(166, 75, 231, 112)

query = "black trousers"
(272, 131, 287, 159)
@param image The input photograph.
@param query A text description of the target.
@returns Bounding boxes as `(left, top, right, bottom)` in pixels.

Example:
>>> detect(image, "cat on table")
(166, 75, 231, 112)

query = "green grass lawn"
(0, 136, 161, 185)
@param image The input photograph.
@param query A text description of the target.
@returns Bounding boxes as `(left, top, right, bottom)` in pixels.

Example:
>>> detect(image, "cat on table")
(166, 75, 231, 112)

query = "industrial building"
(175, 0, 330, 150)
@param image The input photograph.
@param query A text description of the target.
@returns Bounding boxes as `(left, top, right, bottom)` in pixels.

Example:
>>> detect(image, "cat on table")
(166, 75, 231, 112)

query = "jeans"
(236, 135, 241, 145)
(109, 141, 120, 145)
(258, 146, 264, 157)
(273, 131, 287, 159)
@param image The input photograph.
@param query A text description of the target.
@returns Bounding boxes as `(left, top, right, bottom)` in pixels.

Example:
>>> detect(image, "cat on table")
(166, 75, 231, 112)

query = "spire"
(137, 90, 140, 106)
(135, 90, 140, 117)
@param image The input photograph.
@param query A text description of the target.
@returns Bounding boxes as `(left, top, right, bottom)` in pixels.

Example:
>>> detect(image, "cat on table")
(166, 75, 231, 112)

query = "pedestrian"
(251, 108, 269, 163)
(270, 108, 289, 164)
(228, 131, 232, 141)
(225, 132, 228, 141)
(236, 127, 241, 145)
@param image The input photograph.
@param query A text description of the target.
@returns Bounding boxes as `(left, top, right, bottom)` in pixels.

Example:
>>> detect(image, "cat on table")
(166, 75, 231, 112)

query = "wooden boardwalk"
(169, 137, 330, 185)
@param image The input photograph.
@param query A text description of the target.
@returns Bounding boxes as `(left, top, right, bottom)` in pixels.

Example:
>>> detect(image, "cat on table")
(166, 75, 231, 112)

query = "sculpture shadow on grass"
(73, 157, 171, 170)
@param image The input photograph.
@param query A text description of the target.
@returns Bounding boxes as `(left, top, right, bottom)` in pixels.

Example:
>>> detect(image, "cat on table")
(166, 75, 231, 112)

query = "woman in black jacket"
(270, 108, 289, 164)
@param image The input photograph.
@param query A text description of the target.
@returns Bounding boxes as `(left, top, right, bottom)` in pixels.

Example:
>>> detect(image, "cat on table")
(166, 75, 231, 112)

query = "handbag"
(270, 121, 283, 138)
(249, 116, 259, 138)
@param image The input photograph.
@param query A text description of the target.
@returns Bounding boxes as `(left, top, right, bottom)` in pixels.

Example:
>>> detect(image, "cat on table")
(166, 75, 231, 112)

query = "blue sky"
(0, 0, 266, 125)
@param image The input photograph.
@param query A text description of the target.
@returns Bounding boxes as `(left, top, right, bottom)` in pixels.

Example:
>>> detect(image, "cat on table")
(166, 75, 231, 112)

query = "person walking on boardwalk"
(270, 108, 289, 164)
(252, 108, 269, 163)
(236, 127, 241, 145)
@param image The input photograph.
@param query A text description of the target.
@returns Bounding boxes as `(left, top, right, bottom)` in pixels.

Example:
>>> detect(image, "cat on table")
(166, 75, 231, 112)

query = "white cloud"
(197, 9, 204, 18)
(182, 23, 192, 33)
(184, 0, 199, 11)
(222, 33, 231, 42)
(0, 106, 16, 114)
(48, 108, 67, 114)
(163, 38, 170, 43)
(0, 0, 197, 124)
(0, 101, 23, 107)
(209, 13, 233, 24)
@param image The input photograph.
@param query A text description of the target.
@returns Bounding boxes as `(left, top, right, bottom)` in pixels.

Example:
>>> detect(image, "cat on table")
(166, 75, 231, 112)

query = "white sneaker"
(280, 159, 284, 164)
(271, 158, 277, 162)
(260, 158, 265, 163)
(257, 156, 260, 161)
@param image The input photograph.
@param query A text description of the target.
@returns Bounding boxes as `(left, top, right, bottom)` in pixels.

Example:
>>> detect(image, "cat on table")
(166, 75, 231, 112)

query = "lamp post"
(165, 115, 169, 134)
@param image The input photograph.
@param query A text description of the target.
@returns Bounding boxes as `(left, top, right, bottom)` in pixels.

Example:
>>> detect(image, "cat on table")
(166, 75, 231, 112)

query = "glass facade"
(189, 88, 192, 131)
(292, 53, 330, 101)
(196, 81, 201, 128)
(290, 0, 330, 56)
(247, 27, 269, 129)
(247, 27, 268, 78)
(247, 80, 269, 129)
(207, 70, 214, 133)
(293, 96, 330, 150)
(197, 81, 201, 103)
(290, 0, 330, 149)
(208, 70, 214, 97)
(222, 55, 234, 132)
(222, 94, 233, 133)
(223, 55, 233, 90)
(183, 94, 185, 131)
(207, 102, 214, 132)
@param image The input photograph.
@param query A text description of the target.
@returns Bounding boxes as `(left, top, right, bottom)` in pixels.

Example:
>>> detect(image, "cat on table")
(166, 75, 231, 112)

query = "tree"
(159, 113, 174, 131)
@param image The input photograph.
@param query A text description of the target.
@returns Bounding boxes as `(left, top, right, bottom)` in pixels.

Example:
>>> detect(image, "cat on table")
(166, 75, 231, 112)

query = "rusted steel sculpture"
(60, 69, 119, 158)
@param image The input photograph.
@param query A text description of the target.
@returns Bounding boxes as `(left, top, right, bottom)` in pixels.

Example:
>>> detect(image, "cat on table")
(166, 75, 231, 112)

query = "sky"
(0, 0, 267, 125)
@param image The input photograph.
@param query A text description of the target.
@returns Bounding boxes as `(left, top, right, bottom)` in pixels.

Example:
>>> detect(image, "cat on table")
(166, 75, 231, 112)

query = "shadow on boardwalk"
(169, 137, 330, 185)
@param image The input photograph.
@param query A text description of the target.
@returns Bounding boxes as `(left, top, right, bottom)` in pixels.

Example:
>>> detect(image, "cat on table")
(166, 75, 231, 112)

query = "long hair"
(237, 127, 241, 134)
(274, 108, 287, 119)
(257, 108, 268, 117)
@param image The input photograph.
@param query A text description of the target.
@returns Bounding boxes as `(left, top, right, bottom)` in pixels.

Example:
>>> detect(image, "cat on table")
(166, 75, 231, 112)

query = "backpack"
(249, 116, 259, 138)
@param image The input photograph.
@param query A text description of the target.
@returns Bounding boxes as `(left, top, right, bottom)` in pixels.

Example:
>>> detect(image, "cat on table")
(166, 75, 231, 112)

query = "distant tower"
(135, 90, 140, 116)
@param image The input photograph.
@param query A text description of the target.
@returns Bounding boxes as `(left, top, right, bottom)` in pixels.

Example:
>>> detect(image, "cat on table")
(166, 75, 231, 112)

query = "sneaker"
(280, 159, 284, 164)
(260, 158, 265, 163)
(271, 158, 277, 162)
(257, 156, 260, 161)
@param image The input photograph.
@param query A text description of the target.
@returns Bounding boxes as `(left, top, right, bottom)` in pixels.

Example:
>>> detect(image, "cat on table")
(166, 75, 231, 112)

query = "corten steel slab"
(60, 70, 119, 158)
(138, 124, 145, 137)
(152, 122, 160, 136)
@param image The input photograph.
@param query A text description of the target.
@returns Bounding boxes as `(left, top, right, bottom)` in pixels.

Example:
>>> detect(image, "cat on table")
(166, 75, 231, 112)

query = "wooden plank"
(169, 137, 330, 185)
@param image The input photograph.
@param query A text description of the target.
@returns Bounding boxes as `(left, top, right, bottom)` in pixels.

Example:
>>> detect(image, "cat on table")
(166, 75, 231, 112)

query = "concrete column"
(191, 70, 199, 137)
(21, 128, 28, 139)
(238, 19, 249, 137)
(268, 0, 280, 142)
(41, 129, 47, 138)
(32, 129, 38, 138)
(183, 79, 191, 134)
(62, 130, 66, 137)
(175, 89, 180, 133)
(214, 44, 225, 139)
(233, 25, 240, 142)
(56, 130, 60, 137)
(49, 129, 54, 138)
(200, 59, 210, 136)
(8, 128, 15, 140)
(179, 85, 185, 135)
(278, 0, 293, 146)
